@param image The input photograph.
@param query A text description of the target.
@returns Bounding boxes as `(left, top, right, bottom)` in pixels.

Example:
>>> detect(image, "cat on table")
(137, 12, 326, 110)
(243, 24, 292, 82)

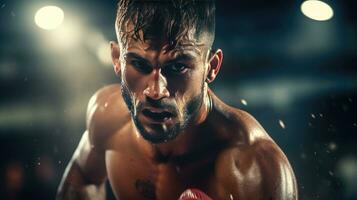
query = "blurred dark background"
(1, 0, 356, 199)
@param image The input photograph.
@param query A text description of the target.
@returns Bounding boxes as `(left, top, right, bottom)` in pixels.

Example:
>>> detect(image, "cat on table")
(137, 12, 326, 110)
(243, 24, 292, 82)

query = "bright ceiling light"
(301, 0, 334, 21)
(34, 6, 64, 30)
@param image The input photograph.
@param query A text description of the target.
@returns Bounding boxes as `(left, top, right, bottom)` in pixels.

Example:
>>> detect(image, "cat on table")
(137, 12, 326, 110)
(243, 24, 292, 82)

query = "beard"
(120, 80, 204, 144)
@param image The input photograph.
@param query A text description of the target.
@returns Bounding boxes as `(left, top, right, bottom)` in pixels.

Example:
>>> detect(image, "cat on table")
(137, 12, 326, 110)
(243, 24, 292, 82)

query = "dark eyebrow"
(124, 52, 152, 66)
(124, 52, 196, 67)
(164, 53, 196, 64)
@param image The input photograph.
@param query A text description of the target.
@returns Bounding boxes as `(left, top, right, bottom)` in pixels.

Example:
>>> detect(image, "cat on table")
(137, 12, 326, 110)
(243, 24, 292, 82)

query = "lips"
(142, 108, 174, 122)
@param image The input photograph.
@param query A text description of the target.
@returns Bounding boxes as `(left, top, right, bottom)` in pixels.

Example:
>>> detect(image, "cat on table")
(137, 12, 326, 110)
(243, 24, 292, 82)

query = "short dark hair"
(116, 0, 215, 49)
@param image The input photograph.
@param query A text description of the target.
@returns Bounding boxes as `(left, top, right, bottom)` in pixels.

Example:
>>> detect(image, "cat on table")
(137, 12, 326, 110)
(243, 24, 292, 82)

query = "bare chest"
(102, 124, 264, 200)
(105, 149, 219, 200)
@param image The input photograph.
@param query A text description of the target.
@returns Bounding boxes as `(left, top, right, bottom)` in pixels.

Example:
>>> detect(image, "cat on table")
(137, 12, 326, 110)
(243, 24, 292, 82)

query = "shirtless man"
(56, 0, 298, 199)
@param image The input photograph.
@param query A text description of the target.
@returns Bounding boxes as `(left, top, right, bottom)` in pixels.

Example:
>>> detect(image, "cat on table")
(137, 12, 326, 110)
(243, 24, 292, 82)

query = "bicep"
(255, 155, 297, 200)
(77, 85, 123, 184)
(275, 162, 298, 200)
(73, 131, 107, 185)
(256, 142, 298, 200)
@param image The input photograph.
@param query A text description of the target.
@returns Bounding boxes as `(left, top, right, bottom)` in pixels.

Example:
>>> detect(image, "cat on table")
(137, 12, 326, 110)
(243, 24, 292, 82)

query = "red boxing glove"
(178, 188, 213, 200)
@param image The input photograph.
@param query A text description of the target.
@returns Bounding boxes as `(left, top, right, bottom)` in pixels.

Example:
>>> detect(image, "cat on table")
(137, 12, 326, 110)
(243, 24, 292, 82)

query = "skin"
(56, 26, 298, 200)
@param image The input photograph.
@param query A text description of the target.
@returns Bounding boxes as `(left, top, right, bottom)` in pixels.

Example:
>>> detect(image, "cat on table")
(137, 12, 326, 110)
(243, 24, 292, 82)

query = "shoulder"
(215, 137, 297, 200)
(232, 109, 271, 144)
(209, 91, 271, 145)
(233, 112, 297, 199)
(86, 84, 131, 150)
(210, 96, 297, 199)
(250, 139, 298, 200)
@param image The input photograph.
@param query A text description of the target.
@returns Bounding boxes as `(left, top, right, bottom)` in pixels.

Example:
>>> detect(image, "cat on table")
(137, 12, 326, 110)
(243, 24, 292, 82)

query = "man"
(57, 0, 298, 199)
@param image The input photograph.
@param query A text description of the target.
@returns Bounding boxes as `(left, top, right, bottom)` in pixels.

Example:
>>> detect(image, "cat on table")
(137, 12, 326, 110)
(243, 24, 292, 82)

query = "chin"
(134, 118, 181, 144)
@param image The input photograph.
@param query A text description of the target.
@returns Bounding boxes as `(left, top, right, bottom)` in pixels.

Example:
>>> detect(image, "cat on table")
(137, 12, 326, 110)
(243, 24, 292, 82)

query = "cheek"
(168, 68, 204, 93)
(122, 66, 146, 102)
(169, 70, 204, 111)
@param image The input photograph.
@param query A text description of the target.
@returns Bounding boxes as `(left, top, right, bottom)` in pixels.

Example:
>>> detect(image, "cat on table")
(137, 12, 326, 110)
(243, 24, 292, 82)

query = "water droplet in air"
(240, 99, 248, 106)
(328, 171, 334, 176)
(301, 153, 307, 159)
(328, 142, 337, 151)
(279, 120, 285, 129)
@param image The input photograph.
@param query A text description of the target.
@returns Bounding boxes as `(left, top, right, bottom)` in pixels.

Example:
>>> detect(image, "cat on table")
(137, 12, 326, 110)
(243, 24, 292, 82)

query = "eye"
(131, 60, 152, 74)
(166, 63, 189, 75)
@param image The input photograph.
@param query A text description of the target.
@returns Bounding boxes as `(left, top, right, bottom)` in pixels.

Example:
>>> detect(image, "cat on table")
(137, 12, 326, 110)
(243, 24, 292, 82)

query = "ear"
(206, 49, 223, 83)
(110, 41, 121, 76)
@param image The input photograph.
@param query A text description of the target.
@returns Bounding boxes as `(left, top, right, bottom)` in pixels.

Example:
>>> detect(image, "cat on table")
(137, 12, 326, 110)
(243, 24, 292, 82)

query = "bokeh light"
(301, 0, 334, 21)
(337, 156, 357, 198)
(50, 22, 81, 49)
(34, 6, 64, 30)
(96, 42, 112, 66)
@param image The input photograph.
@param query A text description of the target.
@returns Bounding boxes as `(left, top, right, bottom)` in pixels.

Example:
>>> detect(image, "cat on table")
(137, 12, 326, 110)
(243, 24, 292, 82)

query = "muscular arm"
(217, 110, 298, 200)
(241, 112, 298, 200)
(219, 140, 298, 200)
(56, 131, 107, 200)
(56, 85, 122, 200)
(255, 140, 298, 200)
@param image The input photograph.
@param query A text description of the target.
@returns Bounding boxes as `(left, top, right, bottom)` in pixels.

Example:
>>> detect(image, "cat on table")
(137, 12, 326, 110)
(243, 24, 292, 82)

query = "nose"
(143, 69, 170, 100)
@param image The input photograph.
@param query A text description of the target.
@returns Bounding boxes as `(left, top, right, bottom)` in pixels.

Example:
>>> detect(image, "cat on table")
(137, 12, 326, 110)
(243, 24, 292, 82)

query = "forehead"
(118, 22, 211, 58)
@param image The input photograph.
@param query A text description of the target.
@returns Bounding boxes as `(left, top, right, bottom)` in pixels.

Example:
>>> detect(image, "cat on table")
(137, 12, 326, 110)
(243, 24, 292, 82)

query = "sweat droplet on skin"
(230, 194, 234, 200)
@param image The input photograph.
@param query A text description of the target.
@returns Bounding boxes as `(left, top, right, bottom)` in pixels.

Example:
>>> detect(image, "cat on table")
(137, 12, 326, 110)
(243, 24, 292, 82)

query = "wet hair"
(116, 0, 215, 49)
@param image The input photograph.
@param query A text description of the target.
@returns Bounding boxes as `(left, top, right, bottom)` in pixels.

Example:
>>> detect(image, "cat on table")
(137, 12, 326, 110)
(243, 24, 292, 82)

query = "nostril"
(143, 89, 157, 100)
(144, 87, 168, 100)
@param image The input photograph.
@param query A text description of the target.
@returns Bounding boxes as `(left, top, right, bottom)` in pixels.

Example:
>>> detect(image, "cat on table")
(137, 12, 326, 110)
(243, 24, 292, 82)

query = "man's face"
(118, 33, 210, 144)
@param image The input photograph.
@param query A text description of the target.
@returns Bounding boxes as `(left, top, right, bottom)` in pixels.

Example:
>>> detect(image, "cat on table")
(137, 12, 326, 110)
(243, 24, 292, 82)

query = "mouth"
(142, 108, 174, 123)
